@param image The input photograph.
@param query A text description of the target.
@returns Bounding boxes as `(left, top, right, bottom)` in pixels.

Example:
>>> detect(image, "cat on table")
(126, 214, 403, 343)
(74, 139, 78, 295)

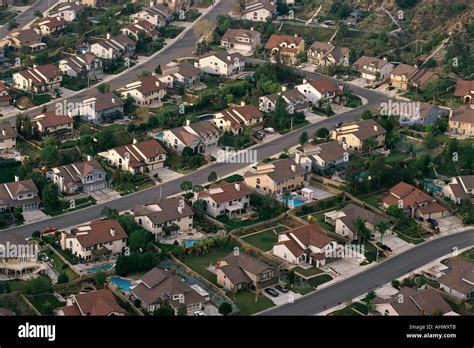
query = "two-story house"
(213, 103, 264, 134)
(0, 177, 40, 211)
(120, 20, 160, 41)
(117, 75, 167, 106)
(31, 17, 67, 37)
(197, 51, 246, 76)
(0, 233, 44, 278)
(353, 56, 394, 82)
(162, 62, 201, 87)
(132, 197, 194, 240)
(1, 29, 46, 51)
(272, 224, 337, 267)
(13, 64, 62, 93)
(259, 87, 311, 114)
(216, 252, 278, 291)
(47, 2, 83, 22)
(47, 158, 107, 194)
(194, 181, 252, 218)
(60, 219, 128, 261)
(244, 158, 306, 195)
(294, 141, 348, 173)
(32, 112, 74, 138)
(453, 80, 474, 105)
(241, 0, 276, 22)
(90, 34, 136, 60)
(59, 52, 103, 79)
(0, 122, 17, 153)
(70, 93, 125, 123)
(55, 289, 126, 316)
(0, 81, 13, 107)
(130, 3, 173, 27)
(161, 120, 219, 154)
(307, 41, 349, 67)
(99, 138, 167, 174)
(449, 107, 474, 138)
(220, 28, 261, 54)
(264, 34, 305, 65)
(295, 78, 344, 106)
(442, 175, 474, 204)
(389, 64, 418, 90)
(330, 119, 387, 152)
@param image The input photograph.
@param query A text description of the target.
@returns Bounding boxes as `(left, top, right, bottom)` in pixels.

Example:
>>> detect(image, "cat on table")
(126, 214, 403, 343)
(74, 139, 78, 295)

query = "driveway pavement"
(381, 233, 413, 255)
(22, 209, 50, 224)
(90, 188, 121, 204)
(436, 215, 465, 235)
(263, 290, 302, 306)
(305, 112, 326, 124)
(152, 167, 183, 183)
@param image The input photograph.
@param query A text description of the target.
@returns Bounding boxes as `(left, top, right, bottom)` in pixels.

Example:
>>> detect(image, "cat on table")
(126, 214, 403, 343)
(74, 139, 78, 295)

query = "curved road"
(262, 229, 474, 315)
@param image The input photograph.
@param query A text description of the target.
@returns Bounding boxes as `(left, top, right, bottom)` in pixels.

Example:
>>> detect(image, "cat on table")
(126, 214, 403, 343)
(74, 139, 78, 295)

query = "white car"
(194, 310, 206, 316)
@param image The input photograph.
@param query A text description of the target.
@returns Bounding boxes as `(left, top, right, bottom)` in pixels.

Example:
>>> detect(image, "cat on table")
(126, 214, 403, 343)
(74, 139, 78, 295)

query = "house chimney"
(155, 81, 160, 88)
(110, 228, 116, 237)
(106, 33, 111, 40)
(178, 199, 184, 214)
(281, 85, 287, 92)
(186, 119, 191, 126)
(302, 78, 307, 84)
(235, 183, 240, 191)
(295, 153, 301, 164)
(383, 57, 387, 61)
(1, 129, 5, 136)
(133, 138, 138, 144)
(150, 0, 154, 7)
(240, 101, 246, 107)
(87, 155, 92, 161)
(111, 97, 115, 104)
(294, 34, 298, 37)
(250, 27, 254, 31)
(373, 125, 378, 132)
(291, 164, 296, 172)
(14, 175, 19, 182)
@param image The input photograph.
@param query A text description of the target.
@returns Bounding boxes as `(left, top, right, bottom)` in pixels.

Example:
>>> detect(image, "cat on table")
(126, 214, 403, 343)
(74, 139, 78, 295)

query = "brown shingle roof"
(265, 34, 303, 50)
(67, 219, 127, 248)
(312, 141, 345, 162)
(197, 181, 252, 204)
(73, 289, 126, 316)
(454, 80, 474, 97)
(450, 107, 474, 125)
(33, 111, 73, 129)
(132, 197, 194, 225)
(0, 122, 17, 140)
(245, 158, 305, 183)
(111, 139, 166, 168)
(391, 64, 417, 77)
(439, 259, 474, 296)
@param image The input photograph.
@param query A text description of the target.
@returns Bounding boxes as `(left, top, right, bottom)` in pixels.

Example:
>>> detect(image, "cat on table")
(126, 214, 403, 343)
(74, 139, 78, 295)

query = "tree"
(128, 229, 153, 252)
(354, 218, 370, 244)
(194, 19, 213, 42)
(95, 272, 107, 288)
(315, 127, 329, 138)
(154, 64, 162, 74)
(180, 180, 193, 192)
(42, 183, 61, 214)
(361, 110, 374, 120)
(363, 137, 377, 153)
(376, 221, 390, 244)
(288, 270, 296, 288)
(207, 171, 218, 183)
(153, 305, 175, 316)
(57, 272, 68, 284)
(32, 231, 41, 239)
(386, 205, 405, 219)
(101, 207, 119, 219)
(97, 83, 110, 93)
(177, 304, 187, 316)
(40, 142, 60, 166)
(299, 131, 309, 145)
(218, 301, 233, 316)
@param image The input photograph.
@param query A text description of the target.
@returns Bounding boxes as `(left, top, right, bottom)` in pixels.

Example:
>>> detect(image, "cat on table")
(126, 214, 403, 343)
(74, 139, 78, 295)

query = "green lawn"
(27, 294, 65, 315)
(358, 192, 384, 208)
(181, 243, 236, 285)
(414, 275, 440, 289)
(385, 150, 410, 165)
(231, 290, 275, 315)
(46, 250, 78, 282)
(293, 266, 324, 278)
(293, 274, 333, 295)
(331, 306, 362, 316)
(0, 161, 21, 184)
(241, 226, 288, 252)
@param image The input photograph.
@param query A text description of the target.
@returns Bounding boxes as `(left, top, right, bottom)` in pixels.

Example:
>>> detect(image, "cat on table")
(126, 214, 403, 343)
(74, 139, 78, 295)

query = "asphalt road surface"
(262, 229, 474, 315)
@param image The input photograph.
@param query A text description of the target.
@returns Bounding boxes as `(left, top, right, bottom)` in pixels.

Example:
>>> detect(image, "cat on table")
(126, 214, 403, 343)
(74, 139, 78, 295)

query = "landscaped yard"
(241, 226, 288, 252)
(231, 290, 275, 315)
(27, 293, 65, 315)
(46, 250, 79, 282)
(293, 274, 333, 295)
(181, 243, 236, 285)
(293, 266, 324, 278)
(357, 192, 385, 209)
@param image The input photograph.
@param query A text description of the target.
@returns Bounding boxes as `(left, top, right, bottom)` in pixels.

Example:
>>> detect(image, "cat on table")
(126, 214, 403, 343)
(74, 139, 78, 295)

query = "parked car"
(254, 130, 265, 140)
(386, 85, 395, 91)
(275, 284, 289, 293)
(335, 122, 343, 128)
(194, 310, 206, 316)
(264, 288, 279, 297)
(427, 218, 439, 230)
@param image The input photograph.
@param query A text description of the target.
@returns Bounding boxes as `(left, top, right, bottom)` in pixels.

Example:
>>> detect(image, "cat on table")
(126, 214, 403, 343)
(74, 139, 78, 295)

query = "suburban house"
(216, 252, 278, 291)
(99, 139, 167, 174)
(161, 120, 219, 154)
(442, 175, 474, 204)
(381, 102, 442, 126)
(60, 219, 128, 261)
(31, 17, 67, 36)
(264, 34, 305, 65)
(0, 177, 41, 211)
(155, 0, 190, 13)
(449, 107, 474, 138)
(373, 287, 454, 316)
(453, 80, 474, 105)
(130, 3, 173, 27)
(55, 289, 126, 316)
(382, 182, 450, 220)
(294, 141, 347, 173)
(408, 69, 438, 90)
(295, 78, 344, 105)
(117, 75, 167, 106)
(47, 158, 107, 194)
(1, 29, 45, 51)
(90, 34, 136, 60)
(241, 0, 276, 22)
(32, 112, 74, 138)
(0, 122, 17, 153)
(307, 41, 349, 67)
(47, 2, 83, 22)
(213, 103, 264, 134)
(0, 233, 44, 278)
(131, 267, 205, 314)
(197, 51, 246, 76)
(132, 197, 194, 240)
(330, 119, 387, 152)
(162, 62, 201, 87)
(12, 64, 62, 93)
(353, 56, 394, 82)
(324, 203, 390, 241)
(220, 28, 261, 54)
(272, 224, 337, 267)
(194, 181, 252, 218)
(59, 52, 103, 79)
(439, 259, 474, 300)
(120, 20, 160, 41)
(389, 64, 418, 90)
(259, 87, 311, 114)
(0, 82, 12, 107)
(71, 93, 125, 123)
(244, 158, 306, 195)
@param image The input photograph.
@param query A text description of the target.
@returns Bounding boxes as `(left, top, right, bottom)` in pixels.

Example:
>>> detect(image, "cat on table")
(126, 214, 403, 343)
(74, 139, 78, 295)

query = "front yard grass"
(231, 290, 275, 315)
(293, 274, 333, 295)
(27, 294, 65, 315)
(46, 250, 79, 282)
(293, 266, 324, 278)
(241, 226, 288, 252)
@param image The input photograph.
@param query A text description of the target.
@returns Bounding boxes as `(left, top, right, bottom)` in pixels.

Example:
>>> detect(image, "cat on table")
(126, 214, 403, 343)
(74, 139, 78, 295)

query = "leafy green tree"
(208, 171, 218, 183)
(101, 207, 119, 219)
(386, 205, 405, 219)
(97, 83, 110, 94)
(42, 183, 61, 214)
(95, 272, 107, 288)
(315, 127, 329, 138)
(354, 218, 370, 244)
(129, 229, 153, 252)
(299, 132, 309, 145)
(218, 301, 233, 316)
(57, 272, 69, 284)
(376, 221, 390, 244)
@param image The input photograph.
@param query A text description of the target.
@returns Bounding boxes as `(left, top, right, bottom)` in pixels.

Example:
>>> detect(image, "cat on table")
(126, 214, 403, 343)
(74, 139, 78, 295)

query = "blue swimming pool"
(111, 277, 131, 292)
(156, 132, 165, 140)
(288, 198, 306, 207)
(183, 239, 200, 248)
(87, 264, 113, 273)
(198, 114, 214, 121)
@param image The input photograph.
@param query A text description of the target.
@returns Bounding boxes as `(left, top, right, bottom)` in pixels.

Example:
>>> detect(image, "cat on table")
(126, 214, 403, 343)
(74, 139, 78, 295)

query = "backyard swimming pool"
(183, 239, 200, 248)
(111, 277, 132, 292)
(156, 132, 165, 140)
(288, 198, 306, 207)
(198, 114, 214, 121)
(87, 264, 113, 273)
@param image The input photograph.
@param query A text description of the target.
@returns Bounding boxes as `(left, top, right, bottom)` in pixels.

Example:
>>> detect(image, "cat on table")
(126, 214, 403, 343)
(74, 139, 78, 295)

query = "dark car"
(427, 218, 439, 229)
(386, 85, 395, 91)
(275, 284, 289, 293)
(264, 288, 279, 297)
(254, 130, 265, 140)
(335, 122, 343, 128)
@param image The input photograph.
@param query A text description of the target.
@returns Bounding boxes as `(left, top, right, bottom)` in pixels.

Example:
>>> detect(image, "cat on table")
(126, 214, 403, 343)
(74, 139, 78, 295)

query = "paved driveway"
(90, 188, 121, 204)
(151, 167, 183, 183)
(22, 209, 50, 224)
(381, 233, 413, 255)
(263, 290, 302, 306)
(436, 215, 465, 235)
